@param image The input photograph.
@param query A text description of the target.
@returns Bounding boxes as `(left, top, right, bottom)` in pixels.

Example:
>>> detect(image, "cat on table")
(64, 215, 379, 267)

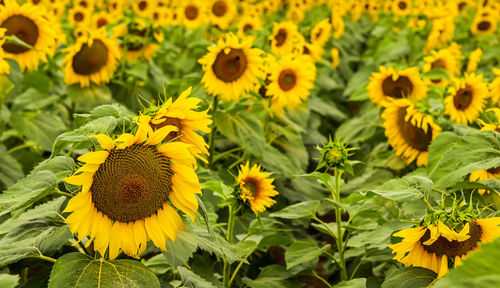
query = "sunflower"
(198, 33, 265, 102)
(444, 73, 487, 125)
(392, 0, 411, 16)
(390, 218, 500, 278)
(382, 99, 441, 167)
(471, 15, 497, 34)
(310, 19, 331, 47)
(331, 15, 345, 39)
(92, 11, 113, 29)
(64, 124, 201, 259)
(63, 31, 120, 87)
(301, 42, 323, 62)
(208, 0, 236, 29)
(269, 21, 301, 56)
(367, 66, 428, 107)
(422, 48, 461, 86)
(181, 1, 206, 30)
(68, 7, 90, 27)
(136, 87, 212, 163)
(331, 47, 339, 69)
(466, 48, 482, 73)
(133, 0, 155, 18)
(238, 162, 278, 215)
(0, 28, 10, 74)
(237, 16, 262, 37)
(286, 7, 305, 24)
(490, 68, 500, 105)
(113, 21, 158, 61)
(267, 54, 316, 114)
(0, 1, 56, 71)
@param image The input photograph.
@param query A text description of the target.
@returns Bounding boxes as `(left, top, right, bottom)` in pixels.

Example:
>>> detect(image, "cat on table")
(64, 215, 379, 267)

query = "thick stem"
(208, 96, 219, 168)
(223, 205, 236, 287)
(334, 167, 348, 281)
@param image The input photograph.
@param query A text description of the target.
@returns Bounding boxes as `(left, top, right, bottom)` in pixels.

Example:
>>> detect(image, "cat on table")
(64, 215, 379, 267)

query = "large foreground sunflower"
(382, 99, 441, 167)
(137, 87, 212, 163)
(64, 124, 201, 259)
(199, 33, 265, 102)
(63, 31, 120, 87)
(368, 66, 428, 107)
(267, 54, 316, 114)
(0, 0, 56, 71)
(444, 73, 487, 125)
(390, 217, 500, 278)
(238, 162, 278, 215)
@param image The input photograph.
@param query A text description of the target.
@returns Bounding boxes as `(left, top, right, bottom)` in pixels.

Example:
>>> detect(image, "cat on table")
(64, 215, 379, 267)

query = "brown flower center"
(243, 179, 259, 197)
(420, 221, 482, 257)
(487, 166, 500, 174)
(212, 1, 227, 17)
(458, 2, 467, 11)
(72, 39, 109, 75)
(477, 20, 491, 31)
(243, 24, 253, 33)
(151, 117, 182, 142)
(1, 15, 39, 54)
(382, 75, 414, 98)
(96, 18, 108, 28)
(74, 12, 84, 22)
(431, 59, 446, 70)
(397, 107, 433, 151)
(212, 48, 247, 82)
(91, 144, 173, 222)
(278, 69, 297, 91)
(138, 1, 147, 11)
(453, 86, 473, 110)
(398, 1, 407, 9)
(185, 5, 199, 20)
(78, 0, 88, 8)
(274, 28, 287, 47)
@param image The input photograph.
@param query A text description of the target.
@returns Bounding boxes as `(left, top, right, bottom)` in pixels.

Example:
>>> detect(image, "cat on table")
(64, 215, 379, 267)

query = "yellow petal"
(437, 255, 449, 279)
(133, 220, 148, 255)
(146, 125, 178, 146)
(145, 214, 167, 251)
(77, 151, 109, 164)
(65, 172, 93, 186)
(89, 134, 115, 151)
(94, 215, 112, 257)
(120, 222, 138, 258)
(157, 206, 178, 240)
(108, 222, 122, 260)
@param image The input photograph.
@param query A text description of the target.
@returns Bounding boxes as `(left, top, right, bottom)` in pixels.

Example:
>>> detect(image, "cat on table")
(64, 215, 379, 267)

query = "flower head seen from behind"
(238, 162, 278, 215)
(64, 123, 202, 259)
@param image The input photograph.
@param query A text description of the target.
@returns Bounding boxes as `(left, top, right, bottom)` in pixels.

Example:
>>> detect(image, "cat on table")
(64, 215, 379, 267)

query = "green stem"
(228, 248, 254, 287)
(54, 188, 74, 198)
(312, 271, 333, 288)
(7, 142, 37, 154)
(27, 254, 56, 263)
(350, 259, 363, 280)
(223, 205, 236, 287)
(208, 96, 219, 168)
(334, 167, 348, 281)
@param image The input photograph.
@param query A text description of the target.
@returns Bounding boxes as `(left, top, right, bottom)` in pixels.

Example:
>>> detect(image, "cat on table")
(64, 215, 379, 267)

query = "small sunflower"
(198, 33, 265, 102)
(267, 54, 316, 114)
(390, 218, 500, 278)
(137, 87, 212, 163)
(382, 99, 441, 167)
(422, 48, 461, 86)
(466, 48, 482, 73)
(331, 15, 345, 39)
(471, 15, 497, 35)
(0, 1, 56, 71)
(238, 162, 278, 215)
(63, 31, 120, 87)
(68, 7, 90, 27)
(310, 18, 331, 48)
(113, 21, 158, 61)
(237, 16, 262, 37)
(208, 0, 236, 29)
(133, 0, 155, 18)
(269, 21, 301, 56)
(367, 66, 428, 107)
(301, 42, 323, 62)
(444, 73, 487, 125)
(64, 124, 201, 259)
(490, 68, 500, 105)
(331, 47, 339, 69)
(181, 1, 206, 30)
(93, 11, 113, 29)
(392, 0, 412, 16)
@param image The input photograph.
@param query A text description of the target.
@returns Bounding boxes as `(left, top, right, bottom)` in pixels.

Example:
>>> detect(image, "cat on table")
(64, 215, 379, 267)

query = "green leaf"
(48, 252, 160, 288)
(335, 278, 367, 288)
(10, 110, 66, 151)
(242, 265, 300, 288)
(433, 237, 500, 288)
(177, 266, 217, 288)
(143, 254, 171, 275)
(428, 131, 500, 189)
(0, 146, 24, 188)
(309, 96, 346, 121)
(370, 175, 432, 201)
(421, 68, 449, 80)
(0, 274, 19, 288)
(382, 267, 436, 288)
(270, 200, 320, 220)
(213, 109, 267, 157)
(285, 238, 331, 269)
(163, 226, 198, 268)
(336, 104, 380, 144)
(66, 85, 112, 112)
(22, 72, 52, 94)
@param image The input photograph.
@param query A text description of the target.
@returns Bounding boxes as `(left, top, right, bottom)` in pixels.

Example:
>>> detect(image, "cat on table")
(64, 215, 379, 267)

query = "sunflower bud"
(317, 138, 354, 172)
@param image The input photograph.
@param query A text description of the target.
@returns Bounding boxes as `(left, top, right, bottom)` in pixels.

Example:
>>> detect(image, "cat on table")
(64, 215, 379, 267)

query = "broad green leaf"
(21, 71, 51, 94)
(382, 267, 436, 288)
(433, 237, 500, 288)
(177, 266, 217, 288)
(344, 65, 375, 98)
(163, 226, 198, 268)
(335, 278, 367, 288)
(143, 254, 171, 275)
(370, 175, 432, 201)
(0, 274, 19, 288)
(309, 96, 346, 121)
(426, 132, 460, 180)
(262, 144, 303, 177)
(285, 238, 331, 269)
(0, 146, 24, 188)
(421, 68, 449, 80)
(66, 85, 112, 112)
(48, 252, 160, 288)
(10, 110, 66, 151)
(336, 104, 380, 144)
(270, 200, 320, 220)
(242, 265, 300, 288)
(190, 223, 241, 264)
(428, 131, 500, 189)
(213, 109, 267, 157)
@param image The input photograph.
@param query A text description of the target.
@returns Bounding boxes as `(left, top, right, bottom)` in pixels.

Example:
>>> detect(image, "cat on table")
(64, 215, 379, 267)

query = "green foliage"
(370, 175, 432, 201)
(285, 238, 331, 269)
(381, 267, 436, 288)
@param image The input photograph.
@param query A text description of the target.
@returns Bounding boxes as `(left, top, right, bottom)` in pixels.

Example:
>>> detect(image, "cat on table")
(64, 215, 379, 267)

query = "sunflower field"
(1, 0, 500, 287)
